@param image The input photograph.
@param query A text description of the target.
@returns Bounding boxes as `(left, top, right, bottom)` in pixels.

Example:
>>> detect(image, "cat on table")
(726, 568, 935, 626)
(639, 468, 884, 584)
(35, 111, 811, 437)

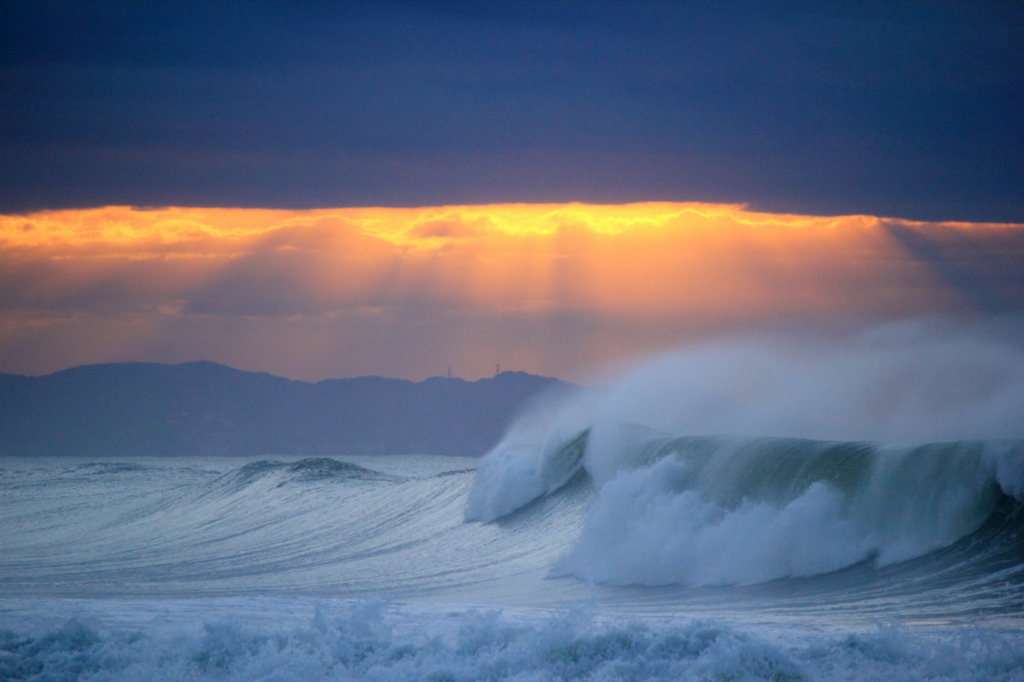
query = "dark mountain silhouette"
(0, 362, 573, 457)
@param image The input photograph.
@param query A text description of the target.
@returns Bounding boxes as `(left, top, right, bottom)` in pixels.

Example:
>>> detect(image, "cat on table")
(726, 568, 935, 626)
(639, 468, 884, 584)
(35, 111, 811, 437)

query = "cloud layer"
(2, 203, 1022, 380)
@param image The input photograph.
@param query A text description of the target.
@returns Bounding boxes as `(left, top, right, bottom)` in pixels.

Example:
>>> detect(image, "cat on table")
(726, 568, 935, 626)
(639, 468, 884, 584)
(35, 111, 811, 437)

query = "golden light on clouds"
(2, 203, 1022, 380)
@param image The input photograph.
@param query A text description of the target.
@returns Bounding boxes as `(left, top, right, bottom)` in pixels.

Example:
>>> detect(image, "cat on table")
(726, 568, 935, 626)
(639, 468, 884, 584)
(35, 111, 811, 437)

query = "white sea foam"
(3, 601, 1023, 682)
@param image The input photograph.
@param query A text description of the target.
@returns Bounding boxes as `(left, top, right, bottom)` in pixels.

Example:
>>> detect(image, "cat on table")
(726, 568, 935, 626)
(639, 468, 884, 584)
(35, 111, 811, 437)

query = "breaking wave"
(466, 324, 1024, 587)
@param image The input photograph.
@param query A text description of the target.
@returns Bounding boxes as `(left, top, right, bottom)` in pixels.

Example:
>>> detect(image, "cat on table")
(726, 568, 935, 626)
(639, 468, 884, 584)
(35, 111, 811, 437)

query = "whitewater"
(4, 324, 1024, 680)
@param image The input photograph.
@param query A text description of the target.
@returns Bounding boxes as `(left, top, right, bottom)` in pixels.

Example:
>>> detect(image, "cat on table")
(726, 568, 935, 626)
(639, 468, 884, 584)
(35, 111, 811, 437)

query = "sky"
(1, 1, 1023, 381)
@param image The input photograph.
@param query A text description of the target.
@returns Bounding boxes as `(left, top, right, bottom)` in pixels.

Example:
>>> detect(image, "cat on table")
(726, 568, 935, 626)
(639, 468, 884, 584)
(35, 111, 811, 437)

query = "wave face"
(467, 325, 1024, 588)
(0, 455, 592, 605)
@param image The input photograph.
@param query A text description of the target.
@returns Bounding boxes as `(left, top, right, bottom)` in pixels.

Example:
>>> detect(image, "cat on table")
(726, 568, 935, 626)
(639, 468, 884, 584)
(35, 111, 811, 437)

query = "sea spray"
(466, 323, 1024, 586)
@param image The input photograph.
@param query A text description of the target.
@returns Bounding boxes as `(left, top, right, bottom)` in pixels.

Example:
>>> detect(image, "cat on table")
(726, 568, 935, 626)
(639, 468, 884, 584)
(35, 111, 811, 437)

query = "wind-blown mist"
(467, 322, 1024, 586)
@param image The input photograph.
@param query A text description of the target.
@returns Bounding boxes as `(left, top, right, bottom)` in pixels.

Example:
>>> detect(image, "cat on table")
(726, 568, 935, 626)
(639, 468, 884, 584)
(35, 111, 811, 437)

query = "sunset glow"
(2, 203, 1022, 381)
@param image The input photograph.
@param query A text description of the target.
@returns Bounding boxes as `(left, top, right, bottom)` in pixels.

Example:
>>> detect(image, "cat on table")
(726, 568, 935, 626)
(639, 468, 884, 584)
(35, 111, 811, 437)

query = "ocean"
(3, 327, 1024, 681)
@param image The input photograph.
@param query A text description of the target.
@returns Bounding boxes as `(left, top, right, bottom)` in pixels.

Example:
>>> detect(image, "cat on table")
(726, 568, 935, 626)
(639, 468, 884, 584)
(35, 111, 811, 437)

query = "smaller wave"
(70, 462, 152, 475)
(225, 458, 404, 489)
(434, 468, 478, 478)
(0, 462, 150, 489)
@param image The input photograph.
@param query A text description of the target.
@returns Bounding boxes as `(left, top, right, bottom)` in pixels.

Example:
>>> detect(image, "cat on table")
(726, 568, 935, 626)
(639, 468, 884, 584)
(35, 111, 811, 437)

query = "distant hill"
(0, 362, 574, 457)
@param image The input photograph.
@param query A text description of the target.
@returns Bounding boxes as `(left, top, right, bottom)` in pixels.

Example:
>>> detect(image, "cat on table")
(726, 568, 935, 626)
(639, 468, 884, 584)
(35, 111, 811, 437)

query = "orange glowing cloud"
(1, 203, 1022, 380)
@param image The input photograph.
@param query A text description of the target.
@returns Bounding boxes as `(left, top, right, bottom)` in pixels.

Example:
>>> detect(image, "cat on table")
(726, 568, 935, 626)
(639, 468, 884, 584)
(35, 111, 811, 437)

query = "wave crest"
(226, 458, 402, 489)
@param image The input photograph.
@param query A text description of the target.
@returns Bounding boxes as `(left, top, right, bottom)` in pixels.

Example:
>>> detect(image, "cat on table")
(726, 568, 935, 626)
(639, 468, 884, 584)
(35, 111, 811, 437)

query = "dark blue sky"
(2, 0, 1022, 221)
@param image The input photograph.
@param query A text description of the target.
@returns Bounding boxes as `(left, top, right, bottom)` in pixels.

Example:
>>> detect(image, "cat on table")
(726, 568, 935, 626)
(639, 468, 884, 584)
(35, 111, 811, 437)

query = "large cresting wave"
(466, 322, 1024, 587)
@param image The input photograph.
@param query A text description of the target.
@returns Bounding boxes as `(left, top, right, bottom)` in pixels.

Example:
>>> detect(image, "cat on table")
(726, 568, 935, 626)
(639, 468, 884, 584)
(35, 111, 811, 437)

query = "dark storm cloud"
(1, 1, 1022, 221)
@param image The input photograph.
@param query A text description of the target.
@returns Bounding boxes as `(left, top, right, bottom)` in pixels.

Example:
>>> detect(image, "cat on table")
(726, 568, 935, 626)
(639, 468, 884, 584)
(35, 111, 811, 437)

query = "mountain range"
(0, 362, 571, 457)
